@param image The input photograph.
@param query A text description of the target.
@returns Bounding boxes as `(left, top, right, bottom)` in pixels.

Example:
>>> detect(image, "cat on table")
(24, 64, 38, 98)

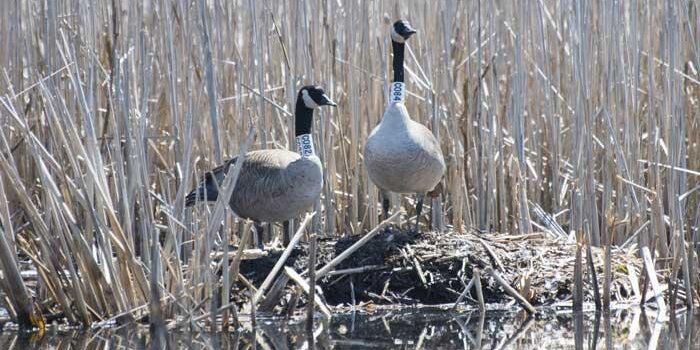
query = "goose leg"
(266, 223, 273, 245)
(283, 220, 291, 246)
(253, 221, 265, 250)
(415, 193, 425, 231)
(382, 191, 390, 220)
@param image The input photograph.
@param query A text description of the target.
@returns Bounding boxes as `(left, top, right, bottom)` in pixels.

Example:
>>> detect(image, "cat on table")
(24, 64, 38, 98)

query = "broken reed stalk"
(586, 239, 602, 310)
(452, 277, 476, 309)
(573, 240, 584, 312)
(0, 226, 43, 329)
(191, 302, 238, 324)
(474, 268, 485, 313)
(285, 267, 332, 320)
(314, 211, 402, 279)
(307, 233, 318, 334)
(478, 237, 505, 272)
(641, 246, 667, 316)
(204, 127, 255, 240)
(221, 218, 231, 331)
(603, 216, 613, 310)
(403, 245, 427, 285)
(249, 285, 257, 333)
(484, 267, 536, 314)
(285, 286, 302, 322)
(149, 245, 167, 346)
(227, 221, 254, 291)
(325, 265, 384, 276)
(259, 273, 291, 312)
(252, 212, 315, 304)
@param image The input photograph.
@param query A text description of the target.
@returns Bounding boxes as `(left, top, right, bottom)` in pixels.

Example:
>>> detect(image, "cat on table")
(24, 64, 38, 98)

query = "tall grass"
(0, 0, 698, 328)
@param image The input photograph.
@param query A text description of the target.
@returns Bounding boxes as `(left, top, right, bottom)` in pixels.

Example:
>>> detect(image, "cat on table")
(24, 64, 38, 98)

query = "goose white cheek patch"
(296, 134, 316, 157)
(390, 82, 405, 103)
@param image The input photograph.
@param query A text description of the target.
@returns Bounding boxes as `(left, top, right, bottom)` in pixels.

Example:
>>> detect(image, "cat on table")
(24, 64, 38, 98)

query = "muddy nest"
(232, 228, 643, 313)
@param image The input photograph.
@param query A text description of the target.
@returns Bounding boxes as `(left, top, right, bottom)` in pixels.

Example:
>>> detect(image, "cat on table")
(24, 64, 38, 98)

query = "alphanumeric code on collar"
(390, 82, 405, 104)
(296, 134, 315, 157)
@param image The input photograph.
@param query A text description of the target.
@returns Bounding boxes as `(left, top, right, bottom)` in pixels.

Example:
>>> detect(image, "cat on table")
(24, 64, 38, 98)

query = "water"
(0, 307, 697, 349)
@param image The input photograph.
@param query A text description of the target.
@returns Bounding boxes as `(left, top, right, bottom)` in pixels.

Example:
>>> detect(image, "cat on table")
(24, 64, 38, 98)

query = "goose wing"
(185, 150, 298, 206)
(411, 122, 445, 163)
(185, 156, 239, 206)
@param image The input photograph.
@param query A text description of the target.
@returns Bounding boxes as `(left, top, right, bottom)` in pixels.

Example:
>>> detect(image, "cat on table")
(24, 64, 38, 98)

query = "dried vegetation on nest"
(228, 227, 647, 316)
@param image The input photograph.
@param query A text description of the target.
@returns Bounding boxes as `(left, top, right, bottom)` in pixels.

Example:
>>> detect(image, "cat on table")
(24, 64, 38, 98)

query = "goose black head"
(300, 85, 337, 109)
(391, 20, 417, 43)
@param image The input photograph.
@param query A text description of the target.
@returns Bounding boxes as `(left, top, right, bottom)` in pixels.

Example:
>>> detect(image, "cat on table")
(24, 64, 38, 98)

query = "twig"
(238, 275, 258, 295)
(285, 286, 302, 322)
(494, 233, 545, 241)
(586, 240, 602, 310)
(474, 268, 485, 313)
(484, 267, 536, 314)
(211, 248, 268, 262)
(641, 247, 667, 317)
(314, 211, 402, 278)
(306, 233, 317, 334)
(190, 301, 238, 323)
(530, 202, 567, 239)
(252, 212, 315, 304)
(573, 240, 583, 312)
(0, 226, 44, 329)
(452, 276, 475, 309)
(285, 267, 331, 320)
(479, 238, 505, 272)
(403, 245, 427, 285)
(325, 265, 384, 276)
(226, 221, 253, 290)
(250, 285, 257, 333)
(259, 273, 291, 312)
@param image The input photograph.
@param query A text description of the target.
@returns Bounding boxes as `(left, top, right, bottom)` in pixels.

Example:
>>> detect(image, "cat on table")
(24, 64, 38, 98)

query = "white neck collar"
(296, 134, 316, 158)
(389, 82, 406, 104)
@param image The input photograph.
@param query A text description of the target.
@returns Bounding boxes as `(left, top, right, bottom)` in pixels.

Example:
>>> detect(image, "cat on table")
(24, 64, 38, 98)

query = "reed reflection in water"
(0, 308, 697, 349)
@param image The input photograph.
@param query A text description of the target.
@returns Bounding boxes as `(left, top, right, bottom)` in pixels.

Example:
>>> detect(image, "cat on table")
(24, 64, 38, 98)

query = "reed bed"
(0, 0, 698, 330)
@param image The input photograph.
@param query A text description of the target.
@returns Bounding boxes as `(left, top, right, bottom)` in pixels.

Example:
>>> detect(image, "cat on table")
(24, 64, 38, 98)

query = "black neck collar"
(295, 94, 314, 137)
(392, 40, 406, 83)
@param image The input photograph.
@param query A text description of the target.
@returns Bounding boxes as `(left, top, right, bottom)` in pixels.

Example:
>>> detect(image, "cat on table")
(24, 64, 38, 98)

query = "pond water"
(0, 307, 697, 349)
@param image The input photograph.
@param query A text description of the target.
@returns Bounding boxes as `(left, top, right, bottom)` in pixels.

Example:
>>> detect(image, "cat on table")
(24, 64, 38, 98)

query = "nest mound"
(235, 228, 642, 313)
(320, 229, 639, 307)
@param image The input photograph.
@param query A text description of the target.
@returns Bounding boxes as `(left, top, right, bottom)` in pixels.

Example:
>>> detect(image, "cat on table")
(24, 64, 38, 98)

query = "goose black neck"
(295, 95, 314, 136)
(392, 40, 406, 83)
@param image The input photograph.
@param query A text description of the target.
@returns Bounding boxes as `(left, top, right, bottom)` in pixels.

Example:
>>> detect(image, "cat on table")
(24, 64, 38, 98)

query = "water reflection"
(0, 308, 697, 349)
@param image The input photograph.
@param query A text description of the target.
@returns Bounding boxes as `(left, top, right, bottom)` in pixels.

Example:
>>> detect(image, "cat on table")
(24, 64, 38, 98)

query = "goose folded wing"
(185, 156, 239, 206)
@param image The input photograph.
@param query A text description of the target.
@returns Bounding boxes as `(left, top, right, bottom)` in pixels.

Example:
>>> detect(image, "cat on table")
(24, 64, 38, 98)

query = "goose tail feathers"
(185, 184, 218, 206)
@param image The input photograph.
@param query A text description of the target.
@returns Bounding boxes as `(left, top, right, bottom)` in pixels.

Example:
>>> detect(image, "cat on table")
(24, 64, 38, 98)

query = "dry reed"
(0, 0, 697, 329)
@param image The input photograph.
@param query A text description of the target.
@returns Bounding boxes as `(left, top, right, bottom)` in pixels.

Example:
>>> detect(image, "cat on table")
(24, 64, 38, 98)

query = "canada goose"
(185, 85, 336, 248)
(364, 19, 446, 229)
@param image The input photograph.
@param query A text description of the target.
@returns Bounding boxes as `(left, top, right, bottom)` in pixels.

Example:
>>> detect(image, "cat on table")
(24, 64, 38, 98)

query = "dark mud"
(231, 227, 642, 314)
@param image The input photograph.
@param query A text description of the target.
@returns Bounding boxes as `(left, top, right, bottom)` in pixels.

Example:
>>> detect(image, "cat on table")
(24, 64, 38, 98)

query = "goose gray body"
(365, 102, 445, 194)
(186, 149, 322, 222)
(186, 85, 336, 248)
(364, 19, 445, 228)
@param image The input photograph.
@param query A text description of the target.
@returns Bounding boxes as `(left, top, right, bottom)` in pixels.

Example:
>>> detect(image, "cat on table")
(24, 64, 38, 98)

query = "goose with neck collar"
(364, 19, 446, 229)
(186, 85, 336, 248)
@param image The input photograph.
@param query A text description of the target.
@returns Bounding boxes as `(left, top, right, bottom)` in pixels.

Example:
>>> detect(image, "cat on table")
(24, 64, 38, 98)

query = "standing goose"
(186, 85, 336, 248)
(364, 19, 446, 229)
